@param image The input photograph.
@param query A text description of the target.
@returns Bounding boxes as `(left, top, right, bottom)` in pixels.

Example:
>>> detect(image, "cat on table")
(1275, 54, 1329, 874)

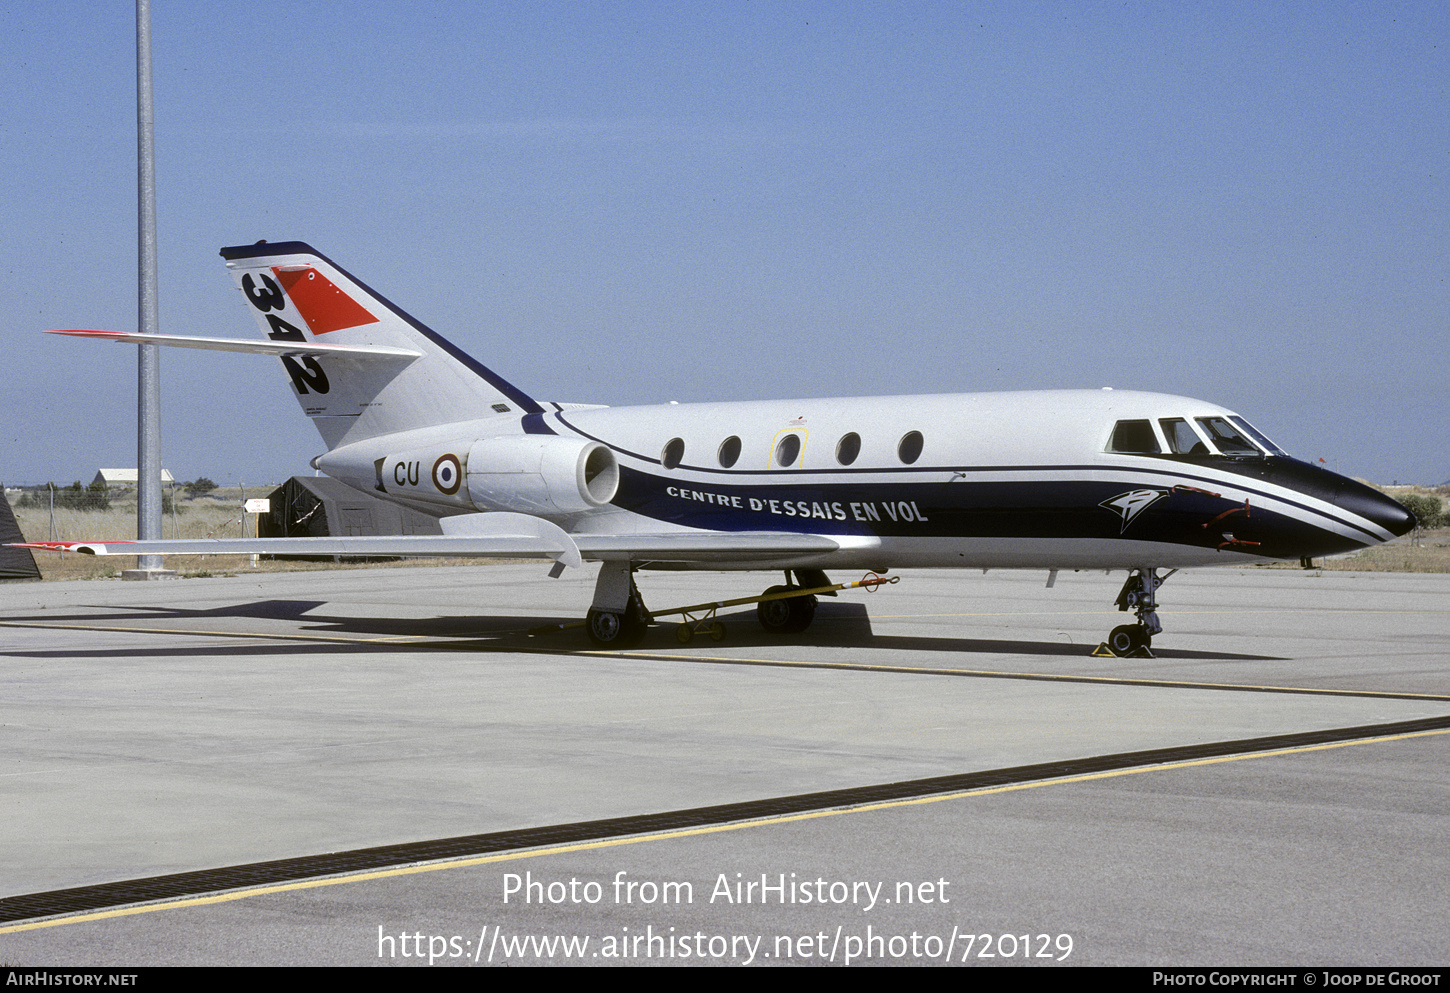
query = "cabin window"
(775, 433, 802, 468)
(1159, 418, 1207, 455)
(836, 432, 861, 466)
(1108, 420, 1160, 454)
(717, 435, 742, 468)
(897, 431, 924, 464)
(1195, 417, 1260, 455)
(661, 437, 685, 469)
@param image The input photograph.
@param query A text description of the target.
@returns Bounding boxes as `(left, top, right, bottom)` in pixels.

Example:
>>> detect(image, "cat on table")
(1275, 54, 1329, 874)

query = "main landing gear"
(581, 565, 893, 648)
(664, 570, 898, 645)
(586, 562, 652, 649)
(755, 569, 825, 635)
(1099, 568, 1174, 658)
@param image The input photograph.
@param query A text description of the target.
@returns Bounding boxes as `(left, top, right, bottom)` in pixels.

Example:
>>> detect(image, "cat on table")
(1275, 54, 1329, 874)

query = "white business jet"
(30, 241, 1415, 655)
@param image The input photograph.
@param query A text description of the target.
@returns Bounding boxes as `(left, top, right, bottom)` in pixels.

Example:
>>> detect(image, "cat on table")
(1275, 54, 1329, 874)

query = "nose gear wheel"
(1096, 568, 1174, 658)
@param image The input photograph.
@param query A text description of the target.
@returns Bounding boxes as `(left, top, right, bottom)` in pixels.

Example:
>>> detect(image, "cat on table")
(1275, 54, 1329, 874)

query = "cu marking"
(393, 460, 420, 487)
(433, 454, 462, 495)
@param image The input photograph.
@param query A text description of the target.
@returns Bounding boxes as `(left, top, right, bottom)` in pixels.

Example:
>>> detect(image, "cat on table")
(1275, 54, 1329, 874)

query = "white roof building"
(92, 469, 176, 487)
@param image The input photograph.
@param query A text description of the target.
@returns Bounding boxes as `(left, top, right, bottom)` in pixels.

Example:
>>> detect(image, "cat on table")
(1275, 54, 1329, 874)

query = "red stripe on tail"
(272, 266, 379, 335)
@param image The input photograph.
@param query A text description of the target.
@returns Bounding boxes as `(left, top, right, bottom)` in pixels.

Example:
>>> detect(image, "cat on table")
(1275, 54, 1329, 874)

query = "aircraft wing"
(572, 532, 858, 562)
(11, 512, 868, 569)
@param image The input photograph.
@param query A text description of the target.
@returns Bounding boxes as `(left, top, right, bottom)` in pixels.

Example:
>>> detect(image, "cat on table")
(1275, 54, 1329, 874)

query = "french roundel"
(432, 454, 462, 495)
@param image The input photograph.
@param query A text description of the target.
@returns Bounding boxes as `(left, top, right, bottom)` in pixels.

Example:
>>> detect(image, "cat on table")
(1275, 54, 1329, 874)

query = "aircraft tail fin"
(219, 241, 542, 449)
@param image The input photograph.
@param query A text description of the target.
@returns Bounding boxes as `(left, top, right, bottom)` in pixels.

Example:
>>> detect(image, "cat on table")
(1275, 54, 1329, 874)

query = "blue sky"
(2, 1, 1446, 487)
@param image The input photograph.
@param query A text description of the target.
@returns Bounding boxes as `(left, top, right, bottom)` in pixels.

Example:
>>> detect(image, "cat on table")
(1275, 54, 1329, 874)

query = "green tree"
(1398, 493, 1445, 530)
(185, 477, 219, 498)
(85, 479, 111, 511)
(54, 482, 83, 511)
(48, 481, 111, 512)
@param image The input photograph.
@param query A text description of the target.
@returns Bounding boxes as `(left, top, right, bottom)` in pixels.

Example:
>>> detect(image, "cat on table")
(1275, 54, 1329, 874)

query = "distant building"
(92, 468, 176, 488)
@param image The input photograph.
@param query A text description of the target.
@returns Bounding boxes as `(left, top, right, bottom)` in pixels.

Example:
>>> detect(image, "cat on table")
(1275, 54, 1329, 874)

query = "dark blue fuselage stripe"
(521, 413, 556, 435)
(549, 410, 1382, 544)
(605, 466, 1371, 558)
(556, 412, 662, 465)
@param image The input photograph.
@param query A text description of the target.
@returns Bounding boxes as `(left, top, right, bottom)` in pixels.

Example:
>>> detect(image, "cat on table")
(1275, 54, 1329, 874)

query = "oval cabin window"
(897, 431, 924, 465)
(717, 435, 742, 468)
(775, 434, 801, 468)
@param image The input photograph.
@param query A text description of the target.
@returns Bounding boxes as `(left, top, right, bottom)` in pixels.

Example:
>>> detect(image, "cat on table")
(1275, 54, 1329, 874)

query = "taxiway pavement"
(1, 564, 1447, 966)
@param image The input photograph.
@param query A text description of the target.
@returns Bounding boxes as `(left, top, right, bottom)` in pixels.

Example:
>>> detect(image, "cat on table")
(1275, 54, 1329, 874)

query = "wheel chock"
(1092, 641, 1156, 659)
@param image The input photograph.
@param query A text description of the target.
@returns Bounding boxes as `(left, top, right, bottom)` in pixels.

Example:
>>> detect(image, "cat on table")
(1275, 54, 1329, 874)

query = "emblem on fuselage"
(1100, 488, 1169, 533)
(432, 453, 463, 495)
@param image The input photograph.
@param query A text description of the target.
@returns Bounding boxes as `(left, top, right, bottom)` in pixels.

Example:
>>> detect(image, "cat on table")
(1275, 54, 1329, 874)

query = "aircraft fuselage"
(318, 388, 1412, 574)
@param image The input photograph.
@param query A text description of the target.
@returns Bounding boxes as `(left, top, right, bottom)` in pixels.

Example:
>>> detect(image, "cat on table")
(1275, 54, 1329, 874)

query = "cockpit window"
(1108, 420, 1160, 454)
(1195, 417, 1261, 456)
(1160, 418, 1209, 455)
(1228, 416, 1287, 456)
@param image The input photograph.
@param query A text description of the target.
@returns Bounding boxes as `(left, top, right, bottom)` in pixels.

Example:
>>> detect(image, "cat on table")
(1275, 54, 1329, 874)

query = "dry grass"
(14, 499, 236, 580)
(1303, 535, 1450, 573)
(1387, 483, 1450, 502)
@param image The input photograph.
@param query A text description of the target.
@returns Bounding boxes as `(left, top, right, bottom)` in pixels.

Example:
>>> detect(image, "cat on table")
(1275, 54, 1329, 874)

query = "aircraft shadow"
(2, 600, 1281, 662)
(4, 600, 330, 623)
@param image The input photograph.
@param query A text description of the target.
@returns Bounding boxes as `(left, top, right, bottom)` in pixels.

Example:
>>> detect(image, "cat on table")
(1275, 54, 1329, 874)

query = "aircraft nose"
(1333, 484, 1418, 538)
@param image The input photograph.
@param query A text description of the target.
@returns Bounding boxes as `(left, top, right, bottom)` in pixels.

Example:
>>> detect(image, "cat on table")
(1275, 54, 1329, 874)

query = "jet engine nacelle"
(379, 436, 619, 516)
(378, 444, 477, 512)
(465, 435, 619, 515)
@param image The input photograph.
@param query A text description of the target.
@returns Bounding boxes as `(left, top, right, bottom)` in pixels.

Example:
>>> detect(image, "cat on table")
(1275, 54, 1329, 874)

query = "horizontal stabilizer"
(47, 329, 420, 360)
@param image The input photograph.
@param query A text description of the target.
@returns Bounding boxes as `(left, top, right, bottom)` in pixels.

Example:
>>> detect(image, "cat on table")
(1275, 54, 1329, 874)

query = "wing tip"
(8, 540, 126, 555)
(46, 329, 129, 339)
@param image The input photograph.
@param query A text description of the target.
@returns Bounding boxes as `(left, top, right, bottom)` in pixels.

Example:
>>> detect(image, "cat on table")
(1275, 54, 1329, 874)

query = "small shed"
(0, 487, 41, 580)
(259, 476, 446, 557)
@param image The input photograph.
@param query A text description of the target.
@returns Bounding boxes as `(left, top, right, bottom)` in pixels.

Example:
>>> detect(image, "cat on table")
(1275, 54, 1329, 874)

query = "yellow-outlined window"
(770, 429, 807, 468)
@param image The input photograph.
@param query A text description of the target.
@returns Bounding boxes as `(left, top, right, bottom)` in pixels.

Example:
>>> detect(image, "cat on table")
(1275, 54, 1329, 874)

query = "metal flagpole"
(128, 0, 171, 579)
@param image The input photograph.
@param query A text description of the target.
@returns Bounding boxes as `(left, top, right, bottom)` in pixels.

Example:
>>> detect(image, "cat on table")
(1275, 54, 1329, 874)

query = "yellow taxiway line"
(5, 726, 1447, 935)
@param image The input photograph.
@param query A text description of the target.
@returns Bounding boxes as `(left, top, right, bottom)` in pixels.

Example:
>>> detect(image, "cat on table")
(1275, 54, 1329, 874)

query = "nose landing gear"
(1098, 568, 1174, 658)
